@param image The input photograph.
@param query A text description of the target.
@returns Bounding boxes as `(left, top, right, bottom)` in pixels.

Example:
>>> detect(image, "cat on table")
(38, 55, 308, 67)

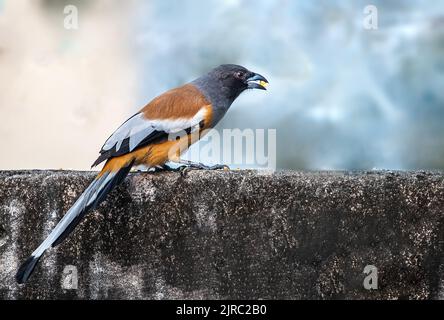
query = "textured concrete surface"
(0, 170, 443, 299)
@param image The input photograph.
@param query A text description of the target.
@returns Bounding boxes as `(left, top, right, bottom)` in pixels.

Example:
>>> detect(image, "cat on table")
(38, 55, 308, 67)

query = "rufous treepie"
(16, 64, 268, 284)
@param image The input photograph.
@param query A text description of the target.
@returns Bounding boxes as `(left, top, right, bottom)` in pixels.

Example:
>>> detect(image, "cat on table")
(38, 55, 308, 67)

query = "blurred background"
(1, 0, 444, 170)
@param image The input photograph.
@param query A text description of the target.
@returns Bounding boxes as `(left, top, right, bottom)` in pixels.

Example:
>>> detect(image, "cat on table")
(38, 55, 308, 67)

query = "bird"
(15, 64, 268, 284)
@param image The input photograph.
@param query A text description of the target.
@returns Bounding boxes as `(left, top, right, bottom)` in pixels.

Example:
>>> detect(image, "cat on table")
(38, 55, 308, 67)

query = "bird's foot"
(207, 164, 230, 171)
(178, 162, 230, 176)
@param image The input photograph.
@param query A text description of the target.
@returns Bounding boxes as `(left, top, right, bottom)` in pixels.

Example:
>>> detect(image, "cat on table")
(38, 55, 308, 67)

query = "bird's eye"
(235, 71, 244, 79)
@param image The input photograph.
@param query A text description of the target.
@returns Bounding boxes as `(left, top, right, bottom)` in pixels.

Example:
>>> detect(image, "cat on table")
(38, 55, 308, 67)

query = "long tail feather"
(15, 160, 134, 284)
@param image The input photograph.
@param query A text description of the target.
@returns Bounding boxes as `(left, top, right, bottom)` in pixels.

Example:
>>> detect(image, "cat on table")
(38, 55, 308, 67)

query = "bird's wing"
(92, 84, 212, 167)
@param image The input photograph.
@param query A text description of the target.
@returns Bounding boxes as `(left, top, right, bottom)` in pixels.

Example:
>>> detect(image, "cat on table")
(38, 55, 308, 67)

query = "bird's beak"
(247, 73, 269, 90)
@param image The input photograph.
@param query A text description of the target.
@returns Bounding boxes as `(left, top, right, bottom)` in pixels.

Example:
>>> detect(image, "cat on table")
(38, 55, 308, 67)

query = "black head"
(197, 64, 269, 104)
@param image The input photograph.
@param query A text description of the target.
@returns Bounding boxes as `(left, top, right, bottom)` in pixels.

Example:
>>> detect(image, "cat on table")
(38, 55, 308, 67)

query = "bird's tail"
(15, 159, 135, 284)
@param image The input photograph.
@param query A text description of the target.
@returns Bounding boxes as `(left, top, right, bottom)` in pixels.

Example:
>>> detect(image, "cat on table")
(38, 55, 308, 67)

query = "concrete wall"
(0, 170, 443, 299)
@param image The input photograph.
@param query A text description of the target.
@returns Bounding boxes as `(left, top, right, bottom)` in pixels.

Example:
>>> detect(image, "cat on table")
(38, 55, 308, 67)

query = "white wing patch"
(102, 108, 208, 153)
(150, 108, 207, 133)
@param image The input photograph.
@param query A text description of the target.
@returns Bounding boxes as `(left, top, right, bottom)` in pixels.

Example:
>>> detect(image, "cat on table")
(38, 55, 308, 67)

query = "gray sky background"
(1, 0, 444, 170)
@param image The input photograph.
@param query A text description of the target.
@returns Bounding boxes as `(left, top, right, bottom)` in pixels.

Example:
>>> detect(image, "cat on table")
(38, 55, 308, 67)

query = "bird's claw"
(179, 163, 230, 176)
(207, 164, 230, 171)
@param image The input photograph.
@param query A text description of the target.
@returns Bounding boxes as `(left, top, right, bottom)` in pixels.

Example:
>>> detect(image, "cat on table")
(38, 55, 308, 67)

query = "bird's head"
(195, 64, 269, 104)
